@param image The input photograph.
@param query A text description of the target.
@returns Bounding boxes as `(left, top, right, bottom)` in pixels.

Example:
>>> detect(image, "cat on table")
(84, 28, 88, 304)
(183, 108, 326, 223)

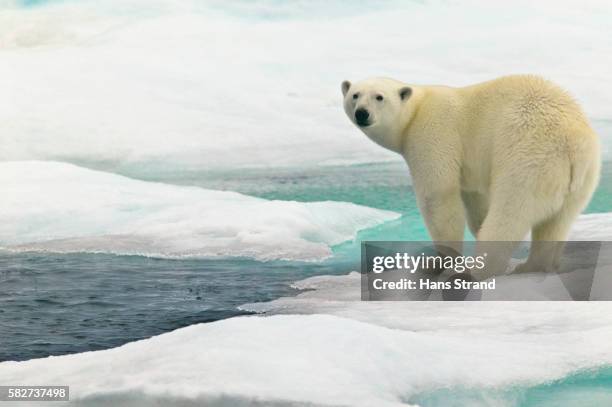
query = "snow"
(1, 0, 611, 175)
(0, 161, 399, 261)
(2, 309, 612, 407)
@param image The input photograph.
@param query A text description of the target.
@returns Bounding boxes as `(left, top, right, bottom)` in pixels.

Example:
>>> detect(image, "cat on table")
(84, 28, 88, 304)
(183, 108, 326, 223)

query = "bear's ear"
(341, 80, 351, 97)
(399, 86, 412, 101)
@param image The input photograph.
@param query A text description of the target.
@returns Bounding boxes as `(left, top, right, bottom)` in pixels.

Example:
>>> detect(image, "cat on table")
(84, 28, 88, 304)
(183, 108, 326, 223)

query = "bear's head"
(341, 77, 414, 153)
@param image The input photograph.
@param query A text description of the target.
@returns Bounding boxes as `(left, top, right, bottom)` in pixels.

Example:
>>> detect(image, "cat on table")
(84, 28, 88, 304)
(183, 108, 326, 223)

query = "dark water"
(0, 253, 352, 361)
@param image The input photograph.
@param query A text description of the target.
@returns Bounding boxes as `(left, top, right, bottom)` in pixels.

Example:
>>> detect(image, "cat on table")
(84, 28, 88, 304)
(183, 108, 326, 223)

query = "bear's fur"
(342, 75, 600, 277)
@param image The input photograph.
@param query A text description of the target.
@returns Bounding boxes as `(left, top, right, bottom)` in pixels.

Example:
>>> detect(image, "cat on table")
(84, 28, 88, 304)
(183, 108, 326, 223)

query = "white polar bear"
(342, 75, 600, 277)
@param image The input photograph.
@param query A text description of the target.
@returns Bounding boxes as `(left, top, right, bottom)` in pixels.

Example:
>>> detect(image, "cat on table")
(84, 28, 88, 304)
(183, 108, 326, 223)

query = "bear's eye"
(352, 93, 359, 100)
(376, 95, 384, 101)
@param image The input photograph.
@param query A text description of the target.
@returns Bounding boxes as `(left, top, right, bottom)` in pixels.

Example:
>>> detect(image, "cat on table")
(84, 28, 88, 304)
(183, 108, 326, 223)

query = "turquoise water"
(120, 158, 612, 260)
(410, 367, 612, 407)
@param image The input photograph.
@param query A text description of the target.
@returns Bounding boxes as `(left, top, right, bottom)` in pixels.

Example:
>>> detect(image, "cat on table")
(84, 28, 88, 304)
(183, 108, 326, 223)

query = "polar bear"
(342, 75, 600, 277)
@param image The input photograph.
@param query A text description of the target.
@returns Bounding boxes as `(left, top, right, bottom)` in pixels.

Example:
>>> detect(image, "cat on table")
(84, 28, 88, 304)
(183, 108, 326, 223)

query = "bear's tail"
(569, 133, 600, 194)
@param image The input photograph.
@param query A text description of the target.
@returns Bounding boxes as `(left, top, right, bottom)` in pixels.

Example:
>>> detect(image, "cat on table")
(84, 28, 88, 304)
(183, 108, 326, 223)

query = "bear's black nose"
(355, 108, 370, 126)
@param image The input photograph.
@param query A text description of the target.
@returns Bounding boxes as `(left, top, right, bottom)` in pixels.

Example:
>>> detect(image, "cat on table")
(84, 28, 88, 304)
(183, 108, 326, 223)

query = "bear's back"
(464, 75, 589, 134)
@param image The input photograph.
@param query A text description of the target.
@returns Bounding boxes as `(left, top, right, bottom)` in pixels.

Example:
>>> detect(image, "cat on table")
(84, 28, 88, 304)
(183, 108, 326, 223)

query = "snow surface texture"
(0, 161, 399, 261)
(1, 0, 611, 173)
(2, 215, 612, 407)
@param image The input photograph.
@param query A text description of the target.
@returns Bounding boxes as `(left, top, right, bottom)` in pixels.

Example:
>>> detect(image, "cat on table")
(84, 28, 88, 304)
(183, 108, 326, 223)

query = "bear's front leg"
(407, 139, 465, 257)
(415, 187, 466, 247)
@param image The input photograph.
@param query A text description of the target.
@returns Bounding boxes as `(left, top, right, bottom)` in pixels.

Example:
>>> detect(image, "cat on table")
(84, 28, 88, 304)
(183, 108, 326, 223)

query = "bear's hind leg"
(516, 194, 588, 274)
(514, 220, 566, 274)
